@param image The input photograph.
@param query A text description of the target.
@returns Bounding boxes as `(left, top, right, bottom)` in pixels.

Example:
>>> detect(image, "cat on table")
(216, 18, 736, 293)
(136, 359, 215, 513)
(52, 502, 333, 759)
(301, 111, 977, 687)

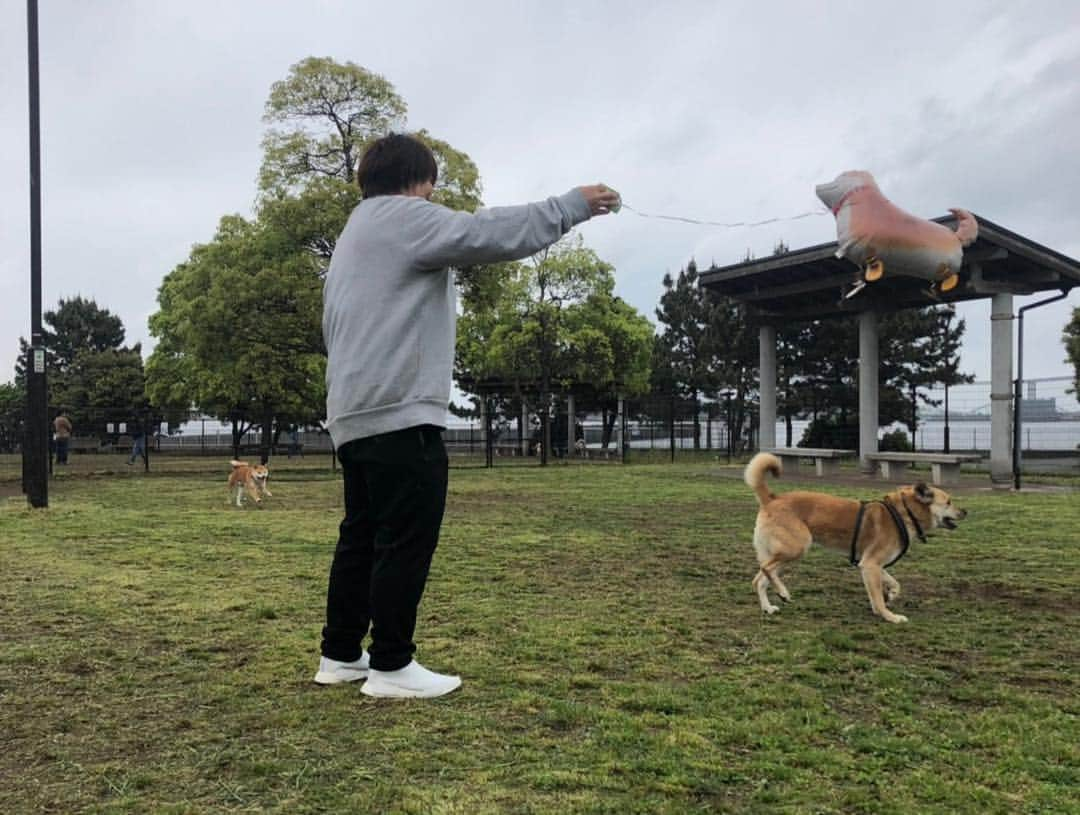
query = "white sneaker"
(360, 660, 462, 699)
(313, 652, 370, 685)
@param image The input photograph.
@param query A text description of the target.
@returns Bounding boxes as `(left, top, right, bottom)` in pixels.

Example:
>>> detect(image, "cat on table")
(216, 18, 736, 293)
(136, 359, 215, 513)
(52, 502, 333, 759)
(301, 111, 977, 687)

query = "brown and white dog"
(228, 460, 272, 508)
(744, 453, 966, 623)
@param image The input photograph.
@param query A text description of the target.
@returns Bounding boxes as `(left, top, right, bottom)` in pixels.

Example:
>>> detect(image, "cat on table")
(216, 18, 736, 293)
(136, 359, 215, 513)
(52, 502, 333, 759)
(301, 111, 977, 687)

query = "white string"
(619, 202, 829, 229)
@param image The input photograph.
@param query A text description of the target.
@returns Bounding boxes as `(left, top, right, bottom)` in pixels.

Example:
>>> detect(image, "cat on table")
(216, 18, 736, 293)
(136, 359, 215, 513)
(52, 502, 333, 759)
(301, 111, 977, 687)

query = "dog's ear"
(913, 482, 933, 503)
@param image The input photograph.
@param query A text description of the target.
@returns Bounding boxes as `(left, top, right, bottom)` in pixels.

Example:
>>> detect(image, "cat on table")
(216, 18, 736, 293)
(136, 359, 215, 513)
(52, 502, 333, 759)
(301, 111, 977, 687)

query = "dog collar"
(899, 496, 928, 543)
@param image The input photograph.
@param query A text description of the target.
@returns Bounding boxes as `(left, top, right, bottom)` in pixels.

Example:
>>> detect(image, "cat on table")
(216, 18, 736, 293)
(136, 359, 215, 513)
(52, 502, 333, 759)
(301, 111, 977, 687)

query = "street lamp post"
(943, 382, 950, 454)
(723, 391, 734, 464)
(25, 0, 48, 508)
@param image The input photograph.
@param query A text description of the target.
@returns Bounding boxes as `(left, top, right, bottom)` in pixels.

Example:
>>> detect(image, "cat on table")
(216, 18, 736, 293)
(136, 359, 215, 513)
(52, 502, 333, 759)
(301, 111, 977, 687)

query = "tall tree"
(260, 57, 407, 193)
(146, 215, 325, 460)
(257, 130, 483, 266)
(257, 58, 482, 265)
(564, 292, 654, 450)
(1064, 306, 1080, 400)
(51, 347, 147, 437)
(457, 237, 651, 460)
(795, 308, 970, 448)
(0, 381, 24, 453)
(16, 296, 125, 383)
(776, 322, 813, 446)
(148, 57, 485, 457)
(880, 306, 974, 447)
(653, 260, 725, 448)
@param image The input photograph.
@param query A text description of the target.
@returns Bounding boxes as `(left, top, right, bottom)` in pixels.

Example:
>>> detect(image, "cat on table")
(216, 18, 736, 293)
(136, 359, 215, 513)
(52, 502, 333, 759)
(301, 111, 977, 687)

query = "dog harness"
(848, 497, 927, 569)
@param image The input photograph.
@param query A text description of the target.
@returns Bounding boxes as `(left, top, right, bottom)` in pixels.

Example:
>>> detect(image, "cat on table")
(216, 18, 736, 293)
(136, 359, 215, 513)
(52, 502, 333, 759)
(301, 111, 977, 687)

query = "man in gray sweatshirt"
(315, 133, 619, 697)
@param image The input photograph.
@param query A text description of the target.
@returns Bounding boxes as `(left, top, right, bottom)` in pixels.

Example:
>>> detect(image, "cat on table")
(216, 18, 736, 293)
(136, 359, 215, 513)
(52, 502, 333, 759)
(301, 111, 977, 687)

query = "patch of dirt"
(0, 482, 25, 499)
(903, 577, 1074, 614)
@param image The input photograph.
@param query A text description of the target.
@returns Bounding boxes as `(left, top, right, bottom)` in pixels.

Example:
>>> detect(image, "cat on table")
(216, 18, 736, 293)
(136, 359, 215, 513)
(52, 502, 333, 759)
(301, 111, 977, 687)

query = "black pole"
(943, 383, 950, 453)
(621, 402, 628, 464)
(725, 393, 733, 464)
(669, 394, 675, 463)
(1013, 289, 1070, 490)
(25, 0, 48, 508)
(484, 398, 493, 468)
(942, 310, 952, 454)
(142, 409, 150, 472)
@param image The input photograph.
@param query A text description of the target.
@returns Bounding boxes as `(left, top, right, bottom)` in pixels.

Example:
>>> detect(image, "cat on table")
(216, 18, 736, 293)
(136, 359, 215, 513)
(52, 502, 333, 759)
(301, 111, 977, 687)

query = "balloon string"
(620, 202, 829, 229)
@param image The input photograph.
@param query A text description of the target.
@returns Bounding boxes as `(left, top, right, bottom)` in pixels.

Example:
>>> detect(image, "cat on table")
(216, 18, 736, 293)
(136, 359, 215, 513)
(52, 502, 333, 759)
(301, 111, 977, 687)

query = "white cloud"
(2, 0, 1078, 387)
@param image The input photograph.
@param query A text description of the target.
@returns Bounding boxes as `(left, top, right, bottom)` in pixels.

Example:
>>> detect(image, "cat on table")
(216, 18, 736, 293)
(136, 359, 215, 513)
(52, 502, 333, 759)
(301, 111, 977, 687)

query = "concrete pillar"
(990, 293, 1014, 486)
(858, 311, 879, 474)
(758, 324, 777, 450)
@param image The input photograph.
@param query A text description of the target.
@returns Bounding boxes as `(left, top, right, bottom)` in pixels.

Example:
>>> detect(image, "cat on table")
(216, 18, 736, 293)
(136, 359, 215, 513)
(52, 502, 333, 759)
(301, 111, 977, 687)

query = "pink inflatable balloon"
(816, 170, 977, 297)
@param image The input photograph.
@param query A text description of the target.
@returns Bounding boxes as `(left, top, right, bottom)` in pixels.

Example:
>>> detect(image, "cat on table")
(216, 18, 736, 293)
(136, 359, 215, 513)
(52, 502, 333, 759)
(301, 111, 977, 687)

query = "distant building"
(1019, 398, 1058, 421)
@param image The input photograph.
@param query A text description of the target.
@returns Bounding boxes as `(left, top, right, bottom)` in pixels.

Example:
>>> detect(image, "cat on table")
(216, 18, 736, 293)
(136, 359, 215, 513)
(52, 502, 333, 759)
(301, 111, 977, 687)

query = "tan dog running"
(228, 460, 272, 508)
(744, 453, 967, 623)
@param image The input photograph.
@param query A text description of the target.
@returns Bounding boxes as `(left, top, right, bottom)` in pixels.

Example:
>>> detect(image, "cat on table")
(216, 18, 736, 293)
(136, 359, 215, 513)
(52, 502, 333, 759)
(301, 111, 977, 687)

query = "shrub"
(880, 429, 914, 452)
(799, 416, 857, 449)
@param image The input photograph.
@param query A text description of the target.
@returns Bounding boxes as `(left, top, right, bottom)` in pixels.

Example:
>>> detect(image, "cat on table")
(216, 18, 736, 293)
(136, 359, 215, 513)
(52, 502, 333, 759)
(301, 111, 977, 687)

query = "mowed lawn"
(1, 460, 1077, 814)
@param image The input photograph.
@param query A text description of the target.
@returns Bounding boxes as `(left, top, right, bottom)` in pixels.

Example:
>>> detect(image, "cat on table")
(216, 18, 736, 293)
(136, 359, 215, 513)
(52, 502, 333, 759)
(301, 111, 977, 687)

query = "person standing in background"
(53, 410, 72, 465)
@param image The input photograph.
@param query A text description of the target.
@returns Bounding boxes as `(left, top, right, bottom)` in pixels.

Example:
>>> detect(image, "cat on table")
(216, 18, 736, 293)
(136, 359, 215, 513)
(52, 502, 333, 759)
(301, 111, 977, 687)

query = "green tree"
(260, 57, 407, 193)
(15, 297, 148, 435)
(564, 292, 654, 450)
(0, 381, 24, 453)
(16, 296, 125, 384)
(257, 58, 482, 267)
(147, 215, 325, 460)
(51, 347, 147, 438)
(1064, 306, 1080, 399)
(457, 237, 651, 461)
(880, 307, 973, 448)
(257, 130, 483, 267)
(776, 322, 813, 446)
(258, 177, 363, 263)
(796, 308, 970, 449)
(653, 260, 725, 448)
(149, 58, 485, 460)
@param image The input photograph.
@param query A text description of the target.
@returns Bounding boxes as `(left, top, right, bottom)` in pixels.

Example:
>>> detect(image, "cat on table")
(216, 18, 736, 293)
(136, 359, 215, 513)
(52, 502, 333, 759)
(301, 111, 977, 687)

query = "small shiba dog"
(227, 460, 272, 508)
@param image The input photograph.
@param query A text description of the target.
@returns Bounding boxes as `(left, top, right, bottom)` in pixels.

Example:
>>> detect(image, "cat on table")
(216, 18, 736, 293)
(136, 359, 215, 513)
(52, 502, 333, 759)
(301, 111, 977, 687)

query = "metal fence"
(9, 378, 1078, 484)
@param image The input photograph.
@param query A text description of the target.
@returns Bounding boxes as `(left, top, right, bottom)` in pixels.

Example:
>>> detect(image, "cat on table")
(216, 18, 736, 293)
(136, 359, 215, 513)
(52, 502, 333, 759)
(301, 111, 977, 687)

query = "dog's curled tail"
(230, 459, 245, 468)
(949, 208, 978, 248)
(744, 453, 781, 507)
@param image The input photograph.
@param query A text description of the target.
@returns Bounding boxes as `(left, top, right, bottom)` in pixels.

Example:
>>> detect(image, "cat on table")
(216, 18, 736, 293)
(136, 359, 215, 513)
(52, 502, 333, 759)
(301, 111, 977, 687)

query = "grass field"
(1, 459, 1077, 814)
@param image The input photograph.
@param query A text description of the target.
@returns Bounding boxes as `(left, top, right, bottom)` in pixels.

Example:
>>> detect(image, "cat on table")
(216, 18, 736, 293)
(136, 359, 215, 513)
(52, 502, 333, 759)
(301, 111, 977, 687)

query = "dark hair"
(356, 133, 438, 199)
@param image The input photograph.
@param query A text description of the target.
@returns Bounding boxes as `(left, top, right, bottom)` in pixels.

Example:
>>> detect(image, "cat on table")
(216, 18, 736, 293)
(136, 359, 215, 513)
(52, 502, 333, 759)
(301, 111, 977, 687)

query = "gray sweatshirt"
(323, 189, 592, 447)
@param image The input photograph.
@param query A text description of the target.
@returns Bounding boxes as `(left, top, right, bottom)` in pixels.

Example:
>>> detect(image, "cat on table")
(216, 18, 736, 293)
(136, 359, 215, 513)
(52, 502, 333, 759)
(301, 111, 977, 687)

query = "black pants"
(321, 425, 448, 671)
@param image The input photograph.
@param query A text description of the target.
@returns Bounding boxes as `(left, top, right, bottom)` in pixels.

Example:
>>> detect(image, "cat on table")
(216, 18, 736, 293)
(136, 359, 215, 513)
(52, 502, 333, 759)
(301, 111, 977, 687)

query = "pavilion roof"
(698, 213, 1080, 319)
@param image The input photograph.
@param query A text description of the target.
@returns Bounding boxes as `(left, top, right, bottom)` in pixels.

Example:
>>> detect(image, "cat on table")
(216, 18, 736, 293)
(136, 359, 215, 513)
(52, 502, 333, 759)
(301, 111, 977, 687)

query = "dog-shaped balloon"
(816, 171, 978, 298)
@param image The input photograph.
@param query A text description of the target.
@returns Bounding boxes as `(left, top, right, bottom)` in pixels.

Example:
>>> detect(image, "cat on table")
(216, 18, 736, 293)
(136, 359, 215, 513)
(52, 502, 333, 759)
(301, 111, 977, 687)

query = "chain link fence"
(5, 377, 1077, 487)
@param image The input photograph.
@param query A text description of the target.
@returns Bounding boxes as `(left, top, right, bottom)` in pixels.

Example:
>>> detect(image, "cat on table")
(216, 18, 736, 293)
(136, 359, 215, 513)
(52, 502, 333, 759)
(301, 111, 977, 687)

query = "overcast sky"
(2, 0, 1079, 393)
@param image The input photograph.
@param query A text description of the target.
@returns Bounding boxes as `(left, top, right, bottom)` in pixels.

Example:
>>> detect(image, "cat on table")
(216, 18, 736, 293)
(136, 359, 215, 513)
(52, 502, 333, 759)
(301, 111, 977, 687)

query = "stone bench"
(65, 437, 102, 453)
(762, 447, 856, 477)
(864, 452, 982, 486)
